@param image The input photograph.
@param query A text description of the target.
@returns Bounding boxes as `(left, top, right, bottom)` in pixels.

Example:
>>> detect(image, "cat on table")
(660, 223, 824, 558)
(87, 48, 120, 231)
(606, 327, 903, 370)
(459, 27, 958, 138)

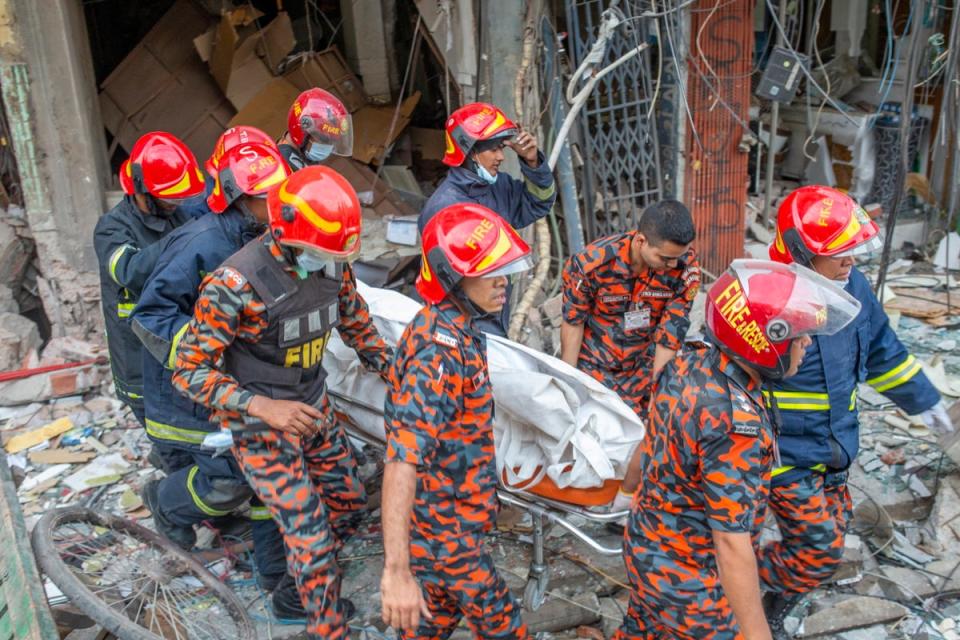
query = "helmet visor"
(308, 113, 354, 157)
(300, 246, 349, 263)
(834, 231, 883, 258)
(483, 254, 535, 279)
(734, 260, 862, 338)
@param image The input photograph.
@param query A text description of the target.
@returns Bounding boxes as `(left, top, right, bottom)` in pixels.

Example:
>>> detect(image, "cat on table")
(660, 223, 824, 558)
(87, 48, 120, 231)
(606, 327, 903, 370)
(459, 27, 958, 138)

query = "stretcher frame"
(332, 392, 628, 611)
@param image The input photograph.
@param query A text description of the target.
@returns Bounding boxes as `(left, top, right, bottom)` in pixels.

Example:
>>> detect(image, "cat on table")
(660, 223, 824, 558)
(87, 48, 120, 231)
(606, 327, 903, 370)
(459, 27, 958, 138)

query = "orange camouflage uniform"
(173, 235, 391, 639)
(562, 232, 700, 415)
(385, 299, 530, 640)
(615, 346, 775, 639)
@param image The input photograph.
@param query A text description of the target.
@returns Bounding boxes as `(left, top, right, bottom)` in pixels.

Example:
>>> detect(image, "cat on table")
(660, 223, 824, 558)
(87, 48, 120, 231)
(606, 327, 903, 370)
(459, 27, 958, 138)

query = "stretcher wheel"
(523, 566, 550, 611)
(32, 506, 256, 640)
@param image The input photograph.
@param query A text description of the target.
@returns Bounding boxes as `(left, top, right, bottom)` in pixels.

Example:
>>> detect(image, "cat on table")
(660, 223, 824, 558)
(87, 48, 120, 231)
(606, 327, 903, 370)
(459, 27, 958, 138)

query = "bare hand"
(381, 567, 432, 631)
(505, 130, 539, 166)
(247, 396, 323, 437)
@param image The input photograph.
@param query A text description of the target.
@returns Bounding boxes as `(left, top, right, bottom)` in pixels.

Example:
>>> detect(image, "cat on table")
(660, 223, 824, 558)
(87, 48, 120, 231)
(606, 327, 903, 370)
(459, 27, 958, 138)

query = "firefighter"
(172, 165, 394, 638)
(381, 203, 535, 639)
(614, 259, 861, 639)
(131, 141, 298, 615)
(93, 132, 205, 430)
(560, 199, 701, 416)
(759, 185, 951, 627)
(278, 88, 353, 170)
(418, 102, 556, 336)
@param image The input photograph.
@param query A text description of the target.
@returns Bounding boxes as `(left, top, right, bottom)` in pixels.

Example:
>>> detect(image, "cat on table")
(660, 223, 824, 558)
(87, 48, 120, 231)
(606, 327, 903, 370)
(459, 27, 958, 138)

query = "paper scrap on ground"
(5, 417, 74, 453)
(19, 464, 71, 493)
(63, 453, 130, 492)
(28, 449, 97, 465)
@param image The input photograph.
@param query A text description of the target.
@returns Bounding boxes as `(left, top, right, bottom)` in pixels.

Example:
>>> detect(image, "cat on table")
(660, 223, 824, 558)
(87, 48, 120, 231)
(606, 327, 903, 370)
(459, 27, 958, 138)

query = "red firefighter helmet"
(443, 102, 519, 167)
(287, 88, 353, 156)
(770, 185, 882, 265)
(267, 165, 362, 259)
(205, 126, 276, 176)
(417, 203, 534, 304)
(206, 142, 290, 213)
(705, 259, 861, 379)
(119, 131, 205, 201)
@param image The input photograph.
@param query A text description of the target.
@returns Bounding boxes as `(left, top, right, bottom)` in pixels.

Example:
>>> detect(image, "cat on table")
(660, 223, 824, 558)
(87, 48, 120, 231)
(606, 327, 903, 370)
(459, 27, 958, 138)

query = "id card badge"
(623, 305, 651, 331)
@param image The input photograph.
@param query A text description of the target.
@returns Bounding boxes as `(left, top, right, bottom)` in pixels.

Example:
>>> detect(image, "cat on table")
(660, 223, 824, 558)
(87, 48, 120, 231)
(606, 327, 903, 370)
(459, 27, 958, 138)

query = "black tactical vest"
(221, 237, 341, 408)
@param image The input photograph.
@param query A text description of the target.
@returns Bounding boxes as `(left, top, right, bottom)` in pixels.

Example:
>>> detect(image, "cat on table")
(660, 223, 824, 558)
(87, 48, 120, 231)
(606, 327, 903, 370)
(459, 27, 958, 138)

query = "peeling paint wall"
(0, 0, 107, 339)
(683, 0, 753, 277)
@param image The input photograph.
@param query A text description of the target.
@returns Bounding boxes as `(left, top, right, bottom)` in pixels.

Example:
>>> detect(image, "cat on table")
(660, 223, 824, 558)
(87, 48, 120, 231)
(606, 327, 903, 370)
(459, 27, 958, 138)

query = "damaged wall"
(0, 0, 107, 340)
(683, 0, 753, 276)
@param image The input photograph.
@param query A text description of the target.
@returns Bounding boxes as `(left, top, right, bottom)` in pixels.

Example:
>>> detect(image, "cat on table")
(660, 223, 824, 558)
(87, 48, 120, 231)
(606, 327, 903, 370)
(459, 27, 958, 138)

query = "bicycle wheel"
(32, 506, 256, 640)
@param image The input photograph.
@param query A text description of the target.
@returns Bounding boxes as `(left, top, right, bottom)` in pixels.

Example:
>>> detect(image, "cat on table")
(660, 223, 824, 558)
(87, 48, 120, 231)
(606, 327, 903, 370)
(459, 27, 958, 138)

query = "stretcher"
(332, 394, 630, 611)
(325, 283, 643, 609)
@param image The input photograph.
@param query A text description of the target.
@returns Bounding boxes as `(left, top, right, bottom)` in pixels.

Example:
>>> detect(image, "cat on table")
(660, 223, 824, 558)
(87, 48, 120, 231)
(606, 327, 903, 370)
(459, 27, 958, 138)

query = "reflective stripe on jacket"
(131, 208, 258, 448)
(770, 267, 939, 481)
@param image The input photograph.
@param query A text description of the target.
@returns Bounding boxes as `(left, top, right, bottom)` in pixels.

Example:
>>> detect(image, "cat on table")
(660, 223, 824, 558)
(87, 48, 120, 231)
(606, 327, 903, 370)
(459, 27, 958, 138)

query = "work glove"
(610, 487, 634, 513)
(920, 400, 953, 436)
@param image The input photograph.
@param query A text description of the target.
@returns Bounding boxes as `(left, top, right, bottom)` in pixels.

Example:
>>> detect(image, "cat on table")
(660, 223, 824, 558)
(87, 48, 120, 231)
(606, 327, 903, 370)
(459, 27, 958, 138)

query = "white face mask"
(304, 141, 334, 163)
(476, 163, 498, 185)
(296, 252, 335, 274)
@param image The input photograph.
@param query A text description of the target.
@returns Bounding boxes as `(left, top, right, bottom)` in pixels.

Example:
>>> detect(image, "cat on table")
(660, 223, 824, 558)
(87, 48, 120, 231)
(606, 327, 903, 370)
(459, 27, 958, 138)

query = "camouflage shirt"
(172, 235, 392, 430)
(630, 345, 774, 583)
(563, 232, 700, 371)
(384, 299, 499, 552)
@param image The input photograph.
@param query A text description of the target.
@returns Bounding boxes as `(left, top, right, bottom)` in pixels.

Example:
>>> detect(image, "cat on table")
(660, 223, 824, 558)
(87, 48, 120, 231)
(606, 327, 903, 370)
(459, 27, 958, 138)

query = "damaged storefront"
(0, 0, 959, 638)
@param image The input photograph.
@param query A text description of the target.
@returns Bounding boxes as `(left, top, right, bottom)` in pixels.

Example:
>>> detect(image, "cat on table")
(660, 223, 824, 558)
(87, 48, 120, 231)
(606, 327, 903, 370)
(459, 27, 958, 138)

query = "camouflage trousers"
(613, 536, 744, 640)
(232, 421, 366, 639)
(403, 536, 530, 640)
(580, 360, 652, 418)
(758, 471, 852, 594)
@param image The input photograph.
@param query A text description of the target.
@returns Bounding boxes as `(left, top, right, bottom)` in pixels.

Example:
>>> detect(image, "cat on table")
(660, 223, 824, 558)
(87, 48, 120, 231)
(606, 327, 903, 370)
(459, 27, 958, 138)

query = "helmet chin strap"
(145, 196, 173, 219)
(450, 285, 486, 319)
(236, 200, 267, 233)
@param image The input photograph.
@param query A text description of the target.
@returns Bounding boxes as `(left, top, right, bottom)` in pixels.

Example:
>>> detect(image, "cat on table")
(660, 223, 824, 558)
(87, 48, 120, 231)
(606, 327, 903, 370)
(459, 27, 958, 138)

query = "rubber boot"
(141, 479, 197, 551)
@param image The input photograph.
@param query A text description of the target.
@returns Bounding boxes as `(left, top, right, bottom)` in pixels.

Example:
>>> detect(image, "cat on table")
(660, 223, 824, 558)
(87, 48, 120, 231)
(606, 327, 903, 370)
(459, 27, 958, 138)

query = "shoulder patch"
(432, 331, 459, 349)
(221, 267, 247, 292)
(732, 422, 760, 437)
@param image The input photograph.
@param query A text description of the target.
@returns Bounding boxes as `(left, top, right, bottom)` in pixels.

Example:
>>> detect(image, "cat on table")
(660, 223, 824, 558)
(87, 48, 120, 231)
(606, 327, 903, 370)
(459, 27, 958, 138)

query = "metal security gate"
(564, 0, 663, 241)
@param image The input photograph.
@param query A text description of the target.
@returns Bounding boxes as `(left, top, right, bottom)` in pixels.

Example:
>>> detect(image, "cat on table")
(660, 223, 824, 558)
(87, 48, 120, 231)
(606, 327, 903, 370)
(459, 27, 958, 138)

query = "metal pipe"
(543, 17, 585, 254)
(762, 0, 789, 227)
(497, 491, 623, 555)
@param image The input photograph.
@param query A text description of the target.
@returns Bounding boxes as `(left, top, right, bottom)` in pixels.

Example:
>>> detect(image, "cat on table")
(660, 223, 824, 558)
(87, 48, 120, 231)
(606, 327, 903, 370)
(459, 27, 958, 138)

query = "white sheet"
(323, 283, 645, 489)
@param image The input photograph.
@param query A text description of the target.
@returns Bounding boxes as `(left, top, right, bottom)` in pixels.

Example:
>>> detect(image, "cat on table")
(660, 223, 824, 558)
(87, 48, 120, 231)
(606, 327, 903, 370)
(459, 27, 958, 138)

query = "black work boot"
(271, 574, 307, 620)
(141, 479, 197, 551)
(258, 572, 284, 592)
(763, 591, 800, 639)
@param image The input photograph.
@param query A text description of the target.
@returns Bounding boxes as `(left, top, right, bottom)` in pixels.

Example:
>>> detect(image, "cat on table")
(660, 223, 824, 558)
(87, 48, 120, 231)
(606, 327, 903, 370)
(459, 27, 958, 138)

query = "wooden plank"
(0, 455, 59, 638)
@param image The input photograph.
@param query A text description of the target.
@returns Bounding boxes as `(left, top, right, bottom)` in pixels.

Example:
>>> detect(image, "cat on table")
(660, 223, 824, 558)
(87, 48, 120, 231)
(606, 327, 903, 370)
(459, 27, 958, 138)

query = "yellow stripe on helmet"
(475, 228, 512, 273)
(156, 170, 192, 197)
(278, 180, 343, 233)
(825, 208, 864, 251)
(480, 112, 506, 138)
(252, 162, 287, 193)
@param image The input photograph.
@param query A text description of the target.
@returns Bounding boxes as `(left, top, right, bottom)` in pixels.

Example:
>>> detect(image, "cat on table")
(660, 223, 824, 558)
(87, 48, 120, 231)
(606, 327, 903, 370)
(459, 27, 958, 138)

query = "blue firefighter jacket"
(131, 208, 260, 450)
(418, 153, 556, 336)
(769, 267, 940, 485)
(93, 198, 195, 413)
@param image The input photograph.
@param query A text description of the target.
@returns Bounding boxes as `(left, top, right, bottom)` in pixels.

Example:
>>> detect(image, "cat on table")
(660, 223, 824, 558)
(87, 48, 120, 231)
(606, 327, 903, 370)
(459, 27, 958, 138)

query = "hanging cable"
(875, 10, 924, 298)
(662, 0, 705, 154)
(763, 0, 859, 126)
(801, 0, 829, 162)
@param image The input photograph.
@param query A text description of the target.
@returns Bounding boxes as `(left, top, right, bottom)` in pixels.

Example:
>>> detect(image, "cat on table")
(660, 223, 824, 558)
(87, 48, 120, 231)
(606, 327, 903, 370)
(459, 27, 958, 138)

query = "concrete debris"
(0, 311, 40, 370)
(797, 596, 909, 637)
